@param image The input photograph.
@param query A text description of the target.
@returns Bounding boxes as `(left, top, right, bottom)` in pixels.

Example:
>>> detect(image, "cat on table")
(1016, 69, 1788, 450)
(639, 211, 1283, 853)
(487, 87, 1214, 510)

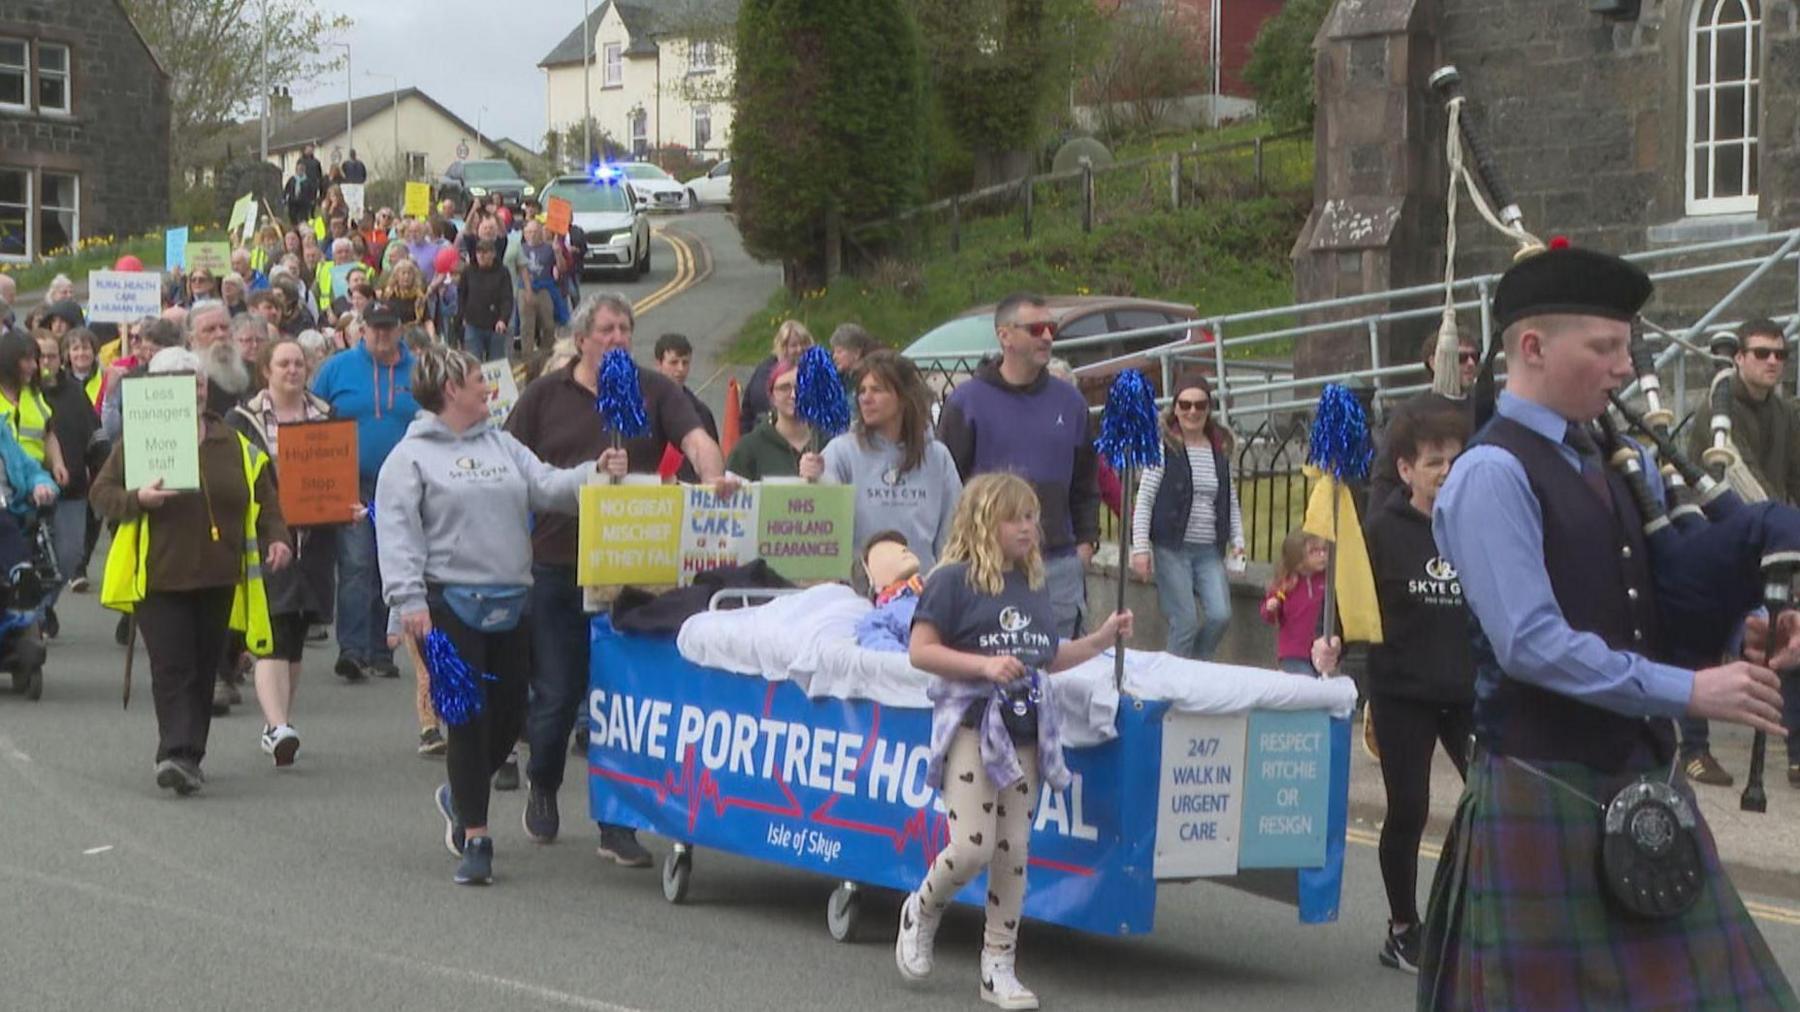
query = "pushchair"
(0, 506, 57, 700)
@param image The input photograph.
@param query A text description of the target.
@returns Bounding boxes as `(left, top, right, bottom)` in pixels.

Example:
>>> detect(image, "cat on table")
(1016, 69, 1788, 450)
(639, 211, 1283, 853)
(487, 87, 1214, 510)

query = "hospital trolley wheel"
(662, 847, 692, 904)
(826, 882, 861, 943)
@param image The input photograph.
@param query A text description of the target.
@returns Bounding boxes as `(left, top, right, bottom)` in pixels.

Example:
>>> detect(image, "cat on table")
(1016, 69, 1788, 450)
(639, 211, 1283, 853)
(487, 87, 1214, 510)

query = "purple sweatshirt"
(936, 358, 1100, 556)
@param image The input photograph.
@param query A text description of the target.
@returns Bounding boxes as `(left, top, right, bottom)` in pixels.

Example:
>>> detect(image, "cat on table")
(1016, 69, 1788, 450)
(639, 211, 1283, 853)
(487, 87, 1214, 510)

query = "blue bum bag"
(442, 584, 529, 633)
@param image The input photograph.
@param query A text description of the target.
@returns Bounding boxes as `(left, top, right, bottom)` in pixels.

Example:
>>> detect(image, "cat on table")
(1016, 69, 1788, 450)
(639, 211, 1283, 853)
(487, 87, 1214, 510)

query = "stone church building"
(1293, 0, 1800, 373)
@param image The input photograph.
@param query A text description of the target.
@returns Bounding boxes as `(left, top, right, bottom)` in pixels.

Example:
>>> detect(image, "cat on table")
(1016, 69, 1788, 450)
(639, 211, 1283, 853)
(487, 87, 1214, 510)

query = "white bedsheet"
(675, 585, 1358, 748)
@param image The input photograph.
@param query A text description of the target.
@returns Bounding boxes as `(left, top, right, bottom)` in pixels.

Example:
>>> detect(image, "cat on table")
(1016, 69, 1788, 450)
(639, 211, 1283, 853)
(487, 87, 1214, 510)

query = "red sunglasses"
(1014, 321, 1057, 339)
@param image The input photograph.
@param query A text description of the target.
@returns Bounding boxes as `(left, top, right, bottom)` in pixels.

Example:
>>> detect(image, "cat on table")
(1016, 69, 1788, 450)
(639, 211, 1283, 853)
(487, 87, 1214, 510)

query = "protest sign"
(164, 227, 189, 269)
(545, 197, 573, 237)
(275, 420, 359, 526)
(679, 485, 759, 584)
(579, 483, 684, 586)
(228, 193, 257, 242)
(341, 183, 366, 220)
(329, 262, 360, 299)
(755, 484, 854, 582)
(403, 181, 431, 218)
(186, 241, 230, 275)
(121, 376, 199, 492)
(86, 270, 162, 324)
(479, 359, 520, 427)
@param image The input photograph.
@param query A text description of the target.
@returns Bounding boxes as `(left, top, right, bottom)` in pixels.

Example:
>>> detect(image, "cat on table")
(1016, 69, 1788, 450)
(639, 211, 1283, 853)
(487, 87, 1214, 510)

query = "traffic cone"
(722, 377, 742, 457)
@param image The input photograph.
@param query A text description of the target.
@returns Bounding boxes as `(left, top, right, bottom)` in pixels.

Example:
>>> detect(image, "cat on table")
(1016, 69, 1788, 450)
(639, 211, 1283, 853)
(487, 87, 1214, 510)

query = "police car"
(540, 168, 652, 279)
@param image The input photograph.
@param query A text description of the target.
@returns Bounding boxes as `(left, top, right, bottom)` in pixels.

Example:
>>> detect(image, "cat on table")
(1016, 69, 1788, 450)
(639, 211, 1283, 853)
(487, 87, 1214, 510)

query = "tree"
(1243, 0, 1331, 131)
(733, 0, 927, 290)
(910, 0, 1100, 187)
(122, 0, 352, 171)
(1082, 5, 1212, 140)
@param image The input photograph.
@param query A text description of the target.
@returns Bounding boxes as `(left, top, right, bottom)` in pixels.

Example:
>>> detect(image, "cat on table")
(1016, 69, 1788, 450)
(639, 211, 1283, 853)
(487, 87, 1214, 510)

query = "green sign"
(121, 375, 200, 492)
(755, 483, 853, 582)
(186, 241, 230, 275)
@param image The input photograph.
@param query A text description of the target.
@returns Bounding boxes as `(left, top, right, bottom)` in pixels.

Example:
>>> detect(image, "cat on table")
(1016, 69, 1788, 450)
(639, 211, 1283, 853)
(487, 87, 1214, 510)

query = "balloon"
(433, 246, 460, 276)
(114, 255, 144, 272)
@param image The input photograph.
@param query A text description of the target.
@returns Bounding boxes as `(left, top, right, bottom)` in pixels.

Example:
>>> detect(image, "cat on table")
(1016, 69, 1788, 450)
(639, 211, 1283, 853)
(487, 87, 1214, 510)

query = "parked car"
(437, 159, 535, 212)
(539, 172, 651, 279)
(901, 296, 1208, 407)
(684, 159, 732, 207)
(615, 162, 690, 212)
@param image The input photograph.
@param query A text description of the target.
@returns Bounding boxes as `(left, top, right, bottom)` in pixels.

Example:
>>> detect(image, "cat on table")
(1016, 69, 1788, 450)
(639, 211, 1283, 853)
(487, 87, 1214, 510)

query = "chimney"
(270, 86, 294, 126)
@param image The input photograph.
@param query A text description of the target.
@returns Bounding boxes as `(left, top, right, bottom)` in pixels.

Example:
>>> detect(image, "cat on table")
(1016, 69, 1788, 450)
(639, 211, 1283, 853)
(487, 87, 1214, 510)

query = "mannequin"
(856, 531, 923, 652)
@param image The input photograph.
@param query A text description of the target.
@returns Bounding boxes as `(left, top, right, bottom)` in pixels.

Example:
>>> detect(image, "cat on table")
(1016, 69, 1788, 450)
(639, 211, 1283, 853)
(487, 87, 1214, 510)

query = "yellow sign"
(578, 484, 684, 586)
(403, 180, 431, 218)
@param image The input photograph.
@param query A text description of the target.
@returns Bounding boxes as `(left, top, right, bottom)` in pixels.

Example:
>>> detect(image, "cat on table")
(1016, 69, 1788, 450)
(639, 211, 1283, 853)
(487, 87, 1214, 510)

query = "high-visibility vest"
(311, 217, 327, 241)
(314, 260, 334, 310)
(2, 386, 51, 463)
(82, 370, 103, 409)
(249, 247, 272, 274)
(100, 431, 275, 656)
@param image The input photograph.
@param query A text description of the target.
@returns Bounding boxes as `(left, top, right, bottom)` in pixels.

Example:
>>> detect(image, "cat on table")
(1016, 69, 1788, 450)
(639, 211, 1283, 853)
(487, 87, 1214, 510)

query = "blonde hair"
(935, 473, 1044, 595)
(771, 319, 814, 360)
(1270, 528, 1326, 590)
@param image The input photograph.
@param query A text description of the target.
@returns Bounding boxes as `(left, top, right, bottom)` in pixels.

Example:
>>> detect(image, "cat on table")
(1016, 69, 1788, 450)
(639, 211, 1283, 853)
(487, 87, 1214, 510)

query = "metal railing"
(904, 227, 1800, 557)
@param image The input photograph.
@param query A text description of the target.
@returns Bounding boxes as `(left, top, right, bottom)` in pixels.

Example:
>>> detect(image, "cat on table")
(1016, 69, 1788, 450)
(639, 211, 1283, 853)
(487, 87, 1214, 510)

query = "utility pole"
(332, 42, 353, 154)
(259, 0, 269, 162)
(366, 71, 400, 179)
(582, 0, 594, 165)
(477, 106, 488, 150)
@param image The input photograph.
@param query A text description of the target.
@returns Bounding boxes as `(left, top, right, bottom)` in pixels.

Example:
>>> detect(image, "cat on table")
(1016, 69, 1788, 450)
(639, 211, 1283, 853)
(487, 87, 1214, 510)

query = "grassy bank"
(0, 225, 230, 296)
(733, 195, 1307, 363)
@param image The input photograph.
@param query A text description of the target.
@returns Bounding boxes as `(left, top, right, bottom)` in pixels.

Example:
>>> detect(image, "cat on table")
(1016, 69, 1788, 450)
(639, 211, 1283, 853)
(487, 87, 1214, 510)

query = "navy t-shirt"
(912, 562, 1058, 670)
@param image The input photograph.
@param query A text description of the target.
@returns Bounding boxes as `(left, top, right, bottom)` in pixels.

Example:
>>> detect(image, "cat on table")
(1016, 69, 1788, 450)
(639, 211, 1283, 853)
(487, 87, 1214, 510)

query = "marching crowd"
(1, 179, 1796, 1007)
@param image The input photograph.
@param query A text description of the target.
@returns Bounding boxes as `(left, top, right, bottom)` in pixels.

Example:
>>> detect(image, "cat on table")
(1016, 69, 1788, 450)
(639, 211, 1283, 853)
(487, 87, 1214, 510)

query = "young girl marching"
(896, 473, 1133, 1010)
(1261, 529, 1330, 675)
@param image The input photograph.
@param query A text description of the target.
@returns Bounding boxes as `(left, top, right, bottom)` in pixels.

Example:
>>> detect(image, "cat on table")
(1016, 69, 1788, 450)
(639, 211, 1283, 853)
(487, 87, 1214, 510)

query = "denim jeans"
(524, 564, 589, 794)
(464, 322, 504, 363)
(51, 498, 87, 583)
(1043, 552, 1088, 640)
(334, 475, 391, 665)
(1678, 716, 1712, 758)
(1152, 542, 1232, 660)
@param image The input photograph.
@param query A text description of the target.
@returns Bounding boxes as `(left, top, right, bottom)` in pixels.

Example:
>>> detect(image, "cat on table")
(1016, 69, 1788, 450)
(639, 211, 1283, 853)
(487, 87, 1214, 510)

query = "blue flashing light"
(588, 162, 622, 183)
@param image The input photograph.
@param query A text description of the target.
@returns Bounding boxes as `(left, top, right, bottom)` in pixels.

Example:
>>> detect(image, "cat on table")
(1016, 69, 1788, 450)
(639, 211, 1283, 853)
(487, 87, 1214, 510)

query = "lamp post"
(476, 106, 489, 151)
(365, 71, 400, 180)
(259, 0, 270, 162)
(582, 0, 594, 165)
(331, 42, 353, 154)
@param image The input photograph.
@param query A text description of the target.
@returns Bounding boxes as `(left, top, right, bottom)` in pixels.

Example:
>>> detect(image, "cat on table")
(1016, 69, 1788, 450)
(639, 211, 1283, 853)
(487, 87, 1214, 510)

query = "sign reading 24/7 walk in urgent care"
(1153, 712, 1247, 878)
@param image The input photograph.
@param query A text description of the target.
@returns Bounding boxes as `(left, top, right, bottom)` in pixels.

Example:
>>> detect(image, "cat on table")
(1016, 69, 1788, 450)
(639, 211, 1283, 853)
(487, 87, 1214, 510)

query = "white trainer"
(894, 892, 939, 981)
(980, 950, 1039, 1010)
(260, 724, 300, 767)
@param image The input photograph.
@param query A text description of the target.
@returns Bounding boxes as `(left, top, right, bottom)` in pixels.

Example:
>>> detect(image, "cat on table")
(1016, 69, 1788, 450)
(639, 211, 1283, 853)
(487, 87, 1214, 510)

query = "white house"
(207, 87, 503, 185)
(539, 0, 736, 164)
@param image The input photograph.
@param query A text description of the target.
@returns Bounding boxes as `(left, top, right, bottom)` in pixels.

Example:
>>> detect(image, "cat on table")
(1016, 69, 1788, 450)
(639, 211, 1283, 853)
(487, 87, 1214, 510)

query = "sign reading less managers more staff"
(121, 375, 200, 492)
(579, 482, 854, 587)
(275, 420, 359, 526)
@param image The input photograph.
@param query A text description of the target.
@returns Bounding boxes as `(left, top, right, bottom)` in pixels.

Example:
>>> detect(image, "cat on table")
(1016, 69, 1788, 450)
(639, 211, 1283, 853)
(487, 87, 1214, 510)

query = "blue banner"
(586, 619, 1344, 935)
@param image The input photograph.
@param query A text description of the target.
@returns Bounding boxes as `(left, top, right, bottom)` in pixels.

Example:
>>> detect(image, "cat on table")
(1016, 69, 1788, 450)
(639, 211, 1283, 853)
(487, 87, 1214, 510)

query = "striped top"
(1130, 445, 1244, 550)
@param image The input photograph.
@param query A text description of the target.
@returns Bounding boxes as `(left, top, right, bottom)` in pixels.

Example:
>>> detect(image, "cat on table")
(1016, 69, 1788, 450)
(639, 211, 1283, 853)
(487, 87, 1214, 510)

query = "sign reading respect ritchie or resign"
(578, 480, 853, 587)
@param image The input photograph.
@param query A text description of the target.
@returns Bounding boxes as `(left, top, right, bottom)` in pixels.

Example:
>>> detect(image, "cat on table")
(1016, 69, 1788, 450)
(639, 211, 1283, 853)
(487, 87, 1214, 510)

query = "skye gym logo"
(998, 607, 1031, 633)
(1424, 557, 1458, 582)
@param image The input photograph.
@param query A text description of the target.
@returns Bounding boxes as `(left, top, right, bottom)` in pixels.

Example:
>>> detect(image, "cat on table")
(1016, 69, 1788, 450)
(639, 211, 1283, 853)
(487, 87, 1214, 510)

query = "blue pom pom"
(794, 345, 851, 437)
(596, 349, 650, 439)
(1095, 370, 1164, 471)
(425, 628, 496, 727)
(1305, 384, 1373, 481)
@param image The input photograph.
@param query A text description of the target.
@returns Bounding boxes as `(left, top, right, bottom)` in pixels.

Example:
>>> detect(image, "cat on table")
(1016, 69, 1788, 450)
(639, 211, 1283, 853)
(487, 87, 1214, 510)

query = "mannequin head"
(863, 531, 919, 594)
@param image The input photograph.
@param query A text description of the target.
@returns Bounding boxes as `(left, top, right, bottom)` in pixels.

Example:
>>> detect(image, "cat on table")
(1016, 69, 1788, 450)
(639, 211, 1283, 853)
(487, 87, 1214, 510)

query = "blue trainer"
(455, 836, 493, 885)
(434, 783, 465, 856)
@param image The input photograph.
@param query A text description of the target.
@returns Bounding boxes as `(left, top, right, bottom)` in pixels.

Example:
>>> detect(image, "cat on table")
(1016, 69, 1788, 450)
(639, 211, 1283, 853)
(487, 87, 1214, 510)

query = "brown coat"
(91, 416, 290, 593)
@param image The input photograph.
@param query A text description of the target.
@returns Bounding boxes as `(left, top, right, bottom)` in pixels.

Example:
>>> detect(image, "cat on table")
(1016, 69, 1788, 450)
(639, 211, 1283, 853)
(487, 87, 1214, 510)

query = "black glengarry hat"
(1492, 243, 1653, 330)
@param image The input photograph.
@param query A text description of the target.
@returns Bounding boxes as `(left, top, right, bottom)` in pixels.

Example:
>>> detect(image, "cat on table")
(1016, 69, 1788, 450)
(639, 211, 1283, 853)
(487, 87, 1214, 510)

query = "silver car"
(540, 173, 653, 279)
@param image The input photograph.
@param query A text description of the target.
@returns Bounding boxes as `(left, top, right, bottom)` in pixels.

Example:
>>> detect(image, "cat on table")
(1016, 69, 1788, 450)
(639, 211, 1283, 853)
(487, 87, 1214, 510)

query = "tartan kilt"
(1418, 753, 1797, 1011)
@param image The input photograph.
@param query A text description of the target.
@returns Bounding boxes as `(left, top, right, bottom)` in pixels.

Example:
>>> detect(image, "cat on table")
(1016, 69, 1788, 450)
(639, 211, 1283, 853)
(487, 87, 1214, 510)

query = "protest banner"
(228, 193, 257, 242)
(186, 241, 230, 275)
(86, 270, 163, 324)
(679, 485, 759, 584)
(330, 262, 360, 299)
(121, 376, 200, 492)
(275, 420, 359, 526)
(578, 483, 684, 586)
(545, 197, 573, 237)
(341, 183, 366, 220)
(164, 227, 189, 269)
(755, 484, 854, 582)
(403, 181, 431, 218)
(479, 359, 520, 427)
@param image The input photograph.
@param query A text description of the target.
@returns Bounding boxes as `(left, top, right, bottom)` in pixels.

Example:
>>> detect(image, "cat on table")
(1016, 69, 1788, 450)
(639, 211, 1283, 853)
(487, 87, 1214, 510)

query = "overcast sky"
(289, 0, 584, 151)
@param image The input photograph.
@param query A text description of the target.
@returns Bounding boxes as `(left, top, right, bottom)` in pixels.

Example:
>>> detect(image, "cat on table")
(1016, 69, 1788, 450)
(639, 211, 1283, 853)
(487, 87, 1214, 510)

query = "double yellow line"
(1343, 826, 1800, 927)
(633, 229, 698, 316)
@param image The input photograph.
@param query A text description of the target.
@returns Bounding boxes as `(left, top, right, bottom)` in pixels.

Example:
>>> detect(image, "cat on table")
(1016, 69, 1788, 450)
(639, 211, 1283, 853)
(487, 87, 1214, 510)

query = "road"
(4, 214, 1796, 1009)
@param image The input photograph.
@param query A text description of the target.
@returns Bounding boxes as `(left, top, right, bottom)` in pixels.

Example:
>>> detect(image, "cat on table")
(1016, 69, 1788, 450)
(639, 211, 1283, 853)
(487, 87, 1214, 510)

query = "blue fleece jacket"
(311, 341, 420, 480)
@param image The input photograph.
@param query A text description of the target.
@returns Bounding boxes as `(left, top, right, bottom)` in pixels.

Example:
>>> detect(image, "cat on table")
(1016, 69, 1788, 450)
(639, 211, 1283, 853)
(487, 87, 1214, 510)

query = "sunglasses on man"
(1746, 346, 1790, 362)
(1012, 321, 1057, 339)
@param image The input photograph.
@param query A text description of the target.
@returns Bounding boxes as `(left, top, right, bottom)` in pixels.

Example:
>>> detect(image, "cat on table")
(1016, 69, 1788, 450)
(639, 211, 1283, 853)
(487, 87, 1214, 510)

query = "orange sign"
(545, 196, 573, 237)
(276, 420, 360, 526)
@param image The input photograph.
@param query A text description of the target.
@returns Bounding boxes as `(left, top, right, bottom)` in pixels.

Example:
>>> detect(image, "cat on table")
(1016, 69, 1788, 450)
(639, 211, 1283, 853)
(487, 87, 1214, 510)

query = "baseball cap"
(364, 299, 402, 327)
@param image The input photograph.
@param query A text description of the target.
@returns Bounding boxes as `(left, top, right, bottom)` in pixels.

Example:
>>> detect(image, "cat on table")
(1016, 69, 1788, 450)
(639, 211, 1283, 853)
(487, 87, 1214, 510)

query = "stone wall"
(0, 1, 172, 249)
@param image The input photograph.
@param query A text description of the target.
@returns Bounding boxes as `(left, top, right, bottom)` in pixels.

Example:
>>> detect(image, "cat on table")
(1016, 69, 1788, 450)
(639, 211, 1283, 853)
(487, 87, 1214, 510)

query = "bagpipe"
(1438, 65, 1800, 811)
